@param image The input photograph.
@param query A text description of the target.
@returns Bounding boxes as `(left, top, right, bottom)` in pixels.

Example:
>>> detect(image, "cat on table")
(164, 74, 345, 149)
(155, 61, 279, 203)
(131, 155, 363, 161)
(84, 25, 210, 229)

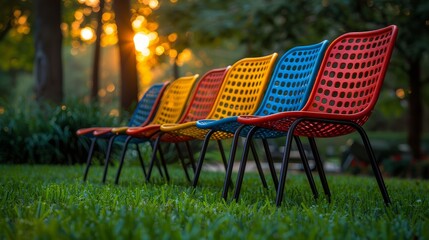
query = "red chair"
(237, 25, 399, 206)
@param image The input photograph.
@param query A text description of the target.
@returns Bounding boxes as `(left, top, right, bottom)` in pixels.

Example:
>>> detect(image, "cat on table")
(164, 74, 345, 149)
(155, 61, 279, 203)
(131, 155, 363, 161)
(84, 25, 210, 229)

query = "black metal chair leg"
(221, 125, 246, 200)
(185, 141, 196, 172)
(150, 140, 165, 178)
(294, 136, 319, 200)
(83, 138, 97, 182)
(216, 140, 228, 171)
(114, 136, 133, 184)
(218, 140, 235, 191)
(102, 135, 117, 183)
(261, 138, 278, 189)
(249, 140, 268, 188)
(192, 129, 216, 187)
(157, 143, 170, 182)
(354, 125, 391, 205)
(135, 143, 147, 178)
(277, 117, 390, 206)
(307, 137, 331, 202)
(232, 126, 258, 201)
(276, 120, 301, 207)
(146, 135, 164, 182)
(175, 143, 191, 182)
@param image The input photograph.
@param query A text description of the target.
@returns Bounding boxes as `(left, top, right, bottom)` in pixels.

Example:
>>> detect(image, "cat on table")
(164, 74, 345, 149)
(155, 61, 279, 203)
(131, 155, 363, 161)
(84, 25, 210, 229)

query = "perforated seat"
(160, 53, 278, 187)
(76, 82, 169, 182)
(237, 25, 399, 206)
(193, 41, 329, 200)
(116, 68, 228, 183)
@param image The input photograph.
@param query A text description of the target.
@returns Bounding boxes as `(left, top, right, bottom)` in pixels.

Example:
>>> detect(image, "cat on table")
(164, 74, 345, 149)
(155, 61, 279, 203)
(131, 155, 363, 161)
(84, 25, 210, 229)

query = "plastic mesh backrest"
(128, 83, 167, 127)
(180, 67, 229, 122)
(208, 53, 278, 119)
(150, 75, 199, 125)
(255, 41, 329, 116)
(304, 25, 398, 116)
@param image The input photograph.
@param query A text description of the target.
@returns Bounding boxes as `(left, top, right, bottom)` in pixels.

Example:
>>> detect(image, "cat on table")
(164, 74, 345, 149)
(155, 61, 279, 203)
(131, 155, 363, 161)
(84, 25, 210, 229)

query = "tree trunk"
(113, 0, 138, 113)
(33, 0, 63, 103)
(407, 57, 423, 160)
(91, 0, 105, 102)
(173, 56, 179, 79)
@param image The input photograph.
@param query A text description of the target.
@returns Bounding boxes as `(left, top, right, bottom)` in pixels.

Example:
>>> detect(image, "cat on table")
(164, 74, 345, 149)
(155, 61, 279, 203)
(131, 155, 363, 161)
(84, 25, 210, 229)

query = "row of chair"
(77, 25, 398, 206)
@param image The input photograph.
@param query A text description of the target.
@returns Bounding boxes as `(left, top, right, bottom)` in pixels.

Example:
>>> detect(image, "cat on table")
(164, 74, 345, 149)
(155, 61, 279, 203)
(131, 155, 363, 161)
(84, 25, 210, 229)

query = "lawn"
(1, 164, 428, 239)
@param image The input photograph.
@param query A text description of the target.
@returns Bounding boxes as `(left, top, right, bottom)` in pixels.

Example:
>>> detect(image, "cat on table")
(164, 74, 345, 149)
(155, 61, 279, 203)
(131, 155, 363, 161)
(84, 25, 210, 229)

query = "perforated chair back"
(303, 26, 397, 124)
(292, 25, 398, 137)
(150, 75, 199, 125)
(128, 82, 169, 127)
(255, 41, 329, 116)
(208, 53, 278, 119)
(178, 67, 229, 123)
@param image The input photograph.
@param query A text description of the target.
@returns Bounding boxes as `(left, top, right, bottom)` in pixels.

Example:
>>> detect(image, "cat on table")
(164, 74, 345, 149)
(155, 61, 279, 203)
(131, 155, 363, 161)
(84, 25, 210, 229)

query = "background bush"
(0, 99, 120, 164)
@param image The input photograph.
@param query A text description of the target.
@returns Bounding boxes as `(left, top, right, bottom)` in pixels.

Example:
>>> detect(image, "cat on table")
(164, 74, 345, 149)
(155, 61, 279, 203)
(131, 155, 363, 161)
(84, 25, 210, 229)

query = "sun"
(134, 32, 150, 52)
(80, 27, 94, 41)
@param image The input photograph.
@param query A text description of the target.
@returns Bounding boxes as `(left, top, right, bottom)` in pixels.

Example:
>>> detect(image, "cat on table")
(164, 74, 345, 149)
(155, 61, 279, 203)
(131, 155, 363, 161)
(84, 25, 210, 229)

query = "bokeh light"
(109, 109, 119, 117)
(69, 0, 194, 99)
(396, 88, 405, 99)
(106, 83, 116, 93)
(80, 27, 94, 41)
(134, 32, 150, 52)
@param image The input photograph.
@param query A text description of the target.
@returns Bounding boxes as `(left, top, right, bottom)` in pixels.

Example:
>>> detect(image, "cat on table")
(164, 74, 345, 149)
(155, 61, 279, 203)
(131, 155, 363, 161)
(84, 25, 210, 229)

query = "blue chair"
(195, 41, 329, 200)
(77, 82, 169, 182)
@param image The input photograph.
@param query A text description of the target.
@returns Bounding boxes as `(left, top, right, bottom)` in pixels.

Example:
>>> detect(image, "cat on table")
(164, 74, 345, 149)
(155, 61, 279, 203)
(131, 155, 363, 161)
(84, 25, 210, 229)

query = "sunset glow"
(80, 27, 94, 41)
(70, 0, 194, 100)
(134, 32, 150, 52)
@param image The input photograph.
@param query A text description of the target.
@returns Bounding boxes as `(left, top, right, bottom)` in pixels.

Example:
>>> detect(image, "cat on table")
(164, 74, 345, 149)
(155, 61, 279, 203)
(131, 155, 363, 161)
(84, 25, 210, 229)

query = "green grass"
(1, 165, 428, 239)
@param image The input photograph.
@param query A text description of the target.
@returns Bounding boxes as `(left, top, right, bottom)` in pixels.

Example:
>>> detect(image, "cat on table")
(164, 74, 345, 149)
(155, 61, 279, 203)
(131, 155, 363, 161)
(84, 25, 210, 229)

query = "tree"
(113, 0, 138, 113)
(91, 0, 105, 102)
(33, 0, 63, 103)
(0, 1, 34, 98)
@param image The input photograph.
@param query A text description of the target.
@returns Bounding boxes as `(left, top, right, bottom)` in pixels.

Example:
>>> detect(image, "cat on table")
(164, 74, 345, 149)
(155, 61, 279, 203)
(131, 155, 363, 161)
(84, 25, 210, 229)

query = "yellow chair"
(160, 53, 278, 187)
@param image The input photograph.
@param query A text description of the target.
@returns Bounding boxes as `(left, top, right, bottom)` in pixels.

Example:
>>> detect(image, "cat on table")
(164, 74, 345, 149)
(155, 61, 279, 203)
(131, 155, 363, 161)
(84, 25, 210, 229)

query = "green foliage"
(0, 165, 428, 239)
(0, 99, 119, 164)
(0, 0, 87, 72)
(0, 72, 13, 99)
(157, 0, 330, 56)
(0, 32, 34, 72)
(0, 0, 33, 72)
